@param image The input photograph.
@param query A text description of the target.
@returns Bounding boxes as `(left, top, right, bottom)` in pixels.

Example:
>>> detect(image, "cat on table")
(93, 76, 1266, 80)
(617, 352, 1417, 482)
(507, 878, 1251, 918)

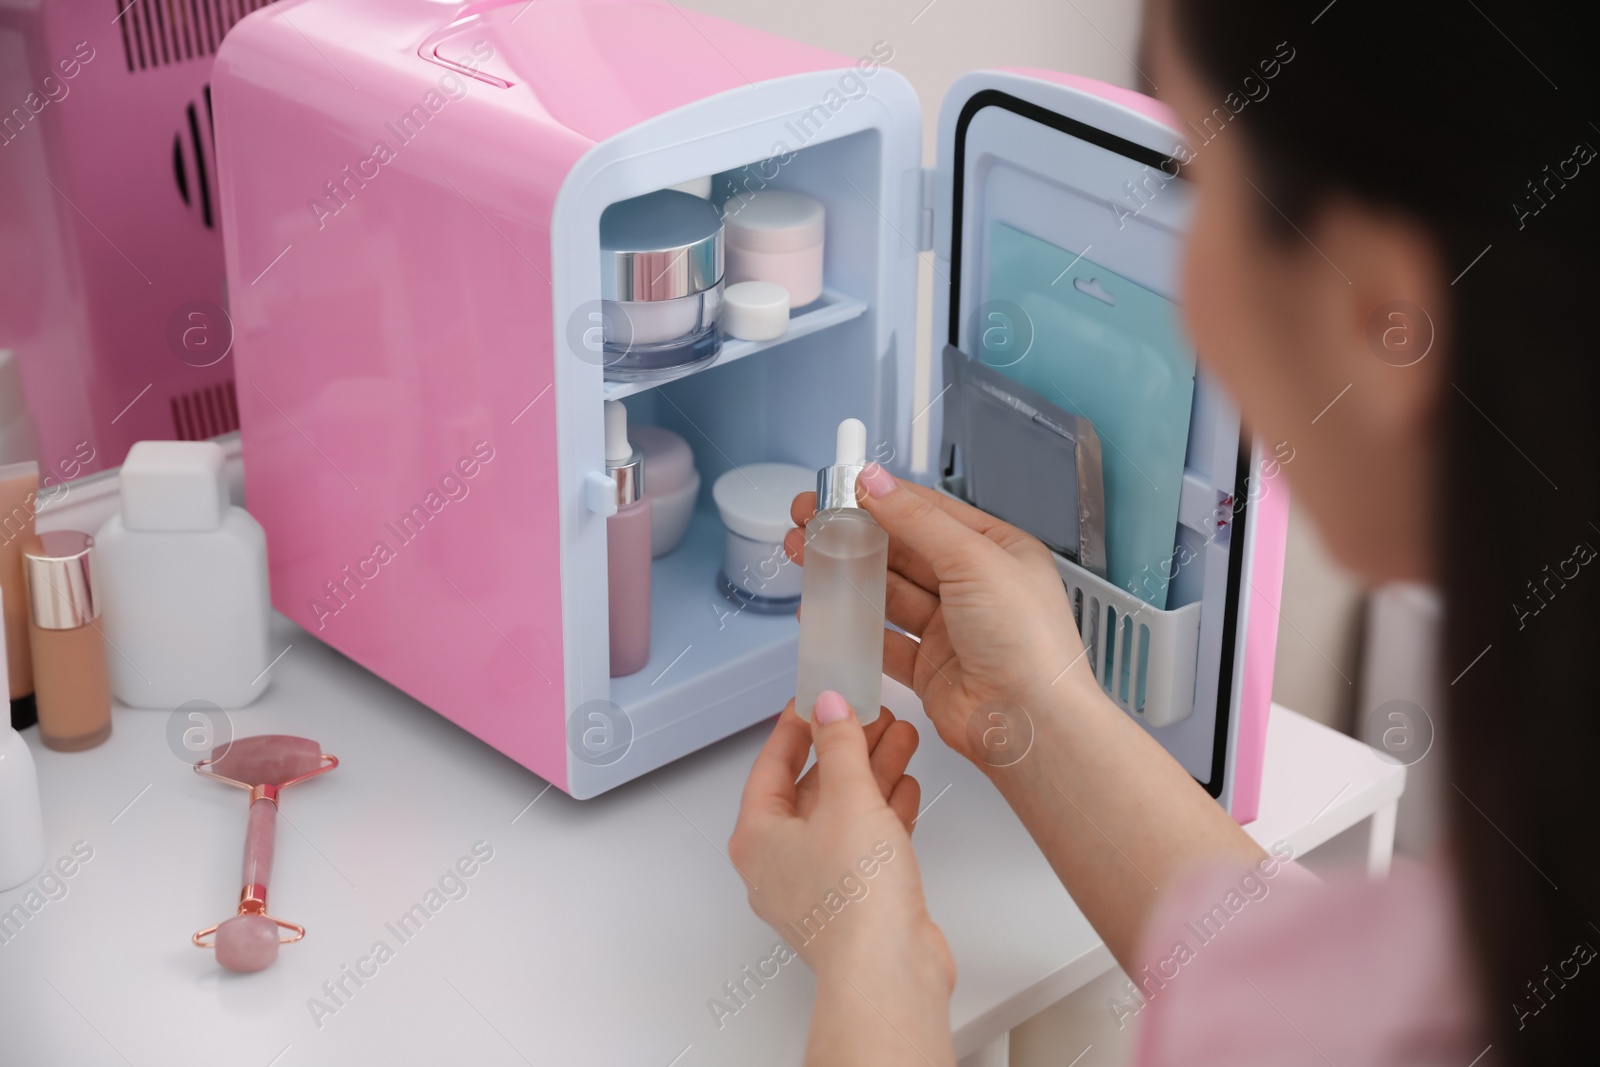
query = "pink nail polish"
(814, 690, 850, 724)
(858, 462, 896, 498)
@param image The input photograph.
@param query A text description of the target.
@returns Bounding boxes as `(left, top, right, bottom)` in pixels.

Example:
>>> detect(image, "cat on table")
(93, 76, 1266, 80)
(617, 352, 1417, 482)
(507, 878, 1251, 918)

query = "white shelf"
(602, 288, 868, 400)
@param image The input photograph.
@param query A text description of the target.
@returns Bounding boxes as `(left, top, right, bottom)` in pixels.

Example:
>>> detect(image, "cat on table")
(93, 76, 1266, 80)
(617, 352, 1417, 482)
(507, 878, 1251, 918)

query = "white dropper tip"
(604, 401, 633, 463)
(835, 418, 867, 466)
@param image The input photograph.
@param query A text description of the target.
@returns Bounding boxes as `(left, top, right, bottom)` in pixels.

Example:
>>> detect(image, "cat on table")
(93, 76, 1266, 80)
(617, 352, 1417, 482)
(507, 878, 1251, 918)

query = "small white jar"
(722, 282, 790, 342)
(722, 191, 825, 307)
(712, 463, 813, 613)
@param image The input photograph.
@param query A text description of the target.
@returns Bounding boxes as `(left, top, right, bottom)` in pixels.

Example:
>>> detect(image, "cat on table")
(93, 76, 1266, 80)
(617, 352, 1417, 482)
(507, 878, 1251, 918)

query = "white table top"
(2, 613, 1403, 1066)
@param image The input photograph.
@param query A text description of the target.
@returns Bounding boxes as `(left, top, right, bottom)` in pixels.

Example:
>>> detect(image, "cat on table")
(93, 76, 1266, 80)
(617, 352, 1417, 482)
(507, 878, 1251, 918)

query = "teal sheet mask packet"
(941, 345, 1107, 576)
(979, 223, 1197, 609)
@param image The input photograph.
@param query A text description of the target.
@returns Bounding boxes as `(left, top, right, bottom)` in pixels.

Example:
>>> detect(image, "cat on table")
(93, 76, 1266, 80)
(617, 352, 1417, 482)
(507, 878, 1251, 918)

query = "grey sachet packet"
(940, 344, 1107, 577)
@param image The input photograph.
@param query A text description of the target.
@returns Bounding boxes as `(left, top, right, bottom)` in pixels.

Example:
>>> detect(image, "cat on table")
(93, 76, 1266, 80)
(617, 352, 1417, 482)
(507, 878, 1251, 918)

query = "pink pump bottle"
(605, 402, 652, 676)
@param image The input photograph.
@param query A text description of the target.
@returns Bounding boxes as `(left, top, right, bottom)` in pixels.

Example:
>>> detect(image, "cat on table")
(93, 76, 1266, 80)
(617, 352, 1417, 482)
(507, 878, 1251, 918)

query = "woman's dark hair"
(1163, 0, 1598, 1059)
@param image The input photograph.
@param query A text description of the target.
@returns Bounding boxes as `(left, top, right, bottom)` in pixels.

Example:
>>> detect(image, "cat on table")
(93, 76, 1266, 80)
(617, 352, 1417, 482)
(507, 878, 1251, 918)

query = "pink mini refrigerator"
(0, 0, 277, 474)
(214, 0, 1287, 808)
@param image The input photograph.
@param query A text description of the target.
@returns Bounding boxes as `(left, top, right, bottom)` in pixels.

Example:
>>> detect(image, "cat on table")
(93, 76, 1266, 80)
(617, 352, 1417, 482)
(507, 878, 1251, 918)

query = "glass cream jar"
(600, 190, 724, 381)
(712, 462, 813, 614)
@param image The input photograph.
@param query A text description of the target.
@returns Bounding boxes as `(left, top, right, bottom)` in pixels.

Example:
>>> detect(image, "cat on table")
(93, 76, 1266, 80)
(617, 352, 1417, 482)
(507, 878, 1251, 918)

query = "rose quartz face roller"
(191, 735, 338, 972)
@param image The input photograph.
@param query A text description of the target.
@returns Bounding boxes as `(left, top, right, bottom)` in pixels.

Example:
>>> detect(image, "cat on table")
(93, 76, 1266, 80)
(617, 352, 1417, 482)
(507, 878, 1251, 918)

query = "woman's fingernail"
(814, 690, 850, 724)
(859, 463, 896, 498)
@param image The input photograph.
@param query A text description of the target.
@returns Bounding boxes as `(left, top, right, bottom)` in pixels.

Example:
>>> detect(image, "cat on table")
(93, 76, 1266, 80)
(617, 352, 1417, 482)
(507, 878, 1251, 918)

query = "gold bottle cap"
(24, 530, 98, 630)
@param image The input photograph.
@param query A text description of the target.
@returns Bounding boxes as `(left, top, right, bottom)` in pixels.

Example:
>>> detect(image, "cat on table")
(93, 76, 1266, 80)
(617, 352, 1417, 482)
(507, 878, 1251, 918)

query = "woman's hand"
(785, 467, 1093, 769)
(729, 693, 948, 980)
(729, 692, 956, 1065)
(789, 698, 920, 825)
(783, 468, 1268, 976)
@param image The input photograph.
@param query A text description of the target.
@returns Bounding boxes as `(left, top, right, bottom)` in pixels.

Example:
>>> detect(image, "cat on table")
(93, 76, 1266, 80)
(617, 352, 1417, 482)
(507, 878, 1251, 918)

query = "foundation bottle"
(24, 531, 111, 751)
(794, 419, 888, 723)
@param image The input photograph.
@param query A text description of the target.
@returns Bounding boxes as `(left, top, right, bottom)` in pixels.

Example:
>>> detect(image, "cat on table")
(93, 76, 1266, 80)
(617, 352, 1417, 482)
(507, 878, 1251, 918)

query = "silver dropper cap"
(816, 418, 868, 512)
(604, 401, 643, 507)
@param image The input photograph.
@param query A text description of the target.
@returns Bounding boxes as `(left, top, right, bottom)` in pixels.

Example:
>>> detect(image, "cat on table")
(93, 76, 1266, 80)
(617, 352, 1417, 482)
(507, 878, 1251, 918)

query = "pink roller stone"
(209, 735, 325, 785)
(195, 734, 332, 972)
(214, 915, 281, 973)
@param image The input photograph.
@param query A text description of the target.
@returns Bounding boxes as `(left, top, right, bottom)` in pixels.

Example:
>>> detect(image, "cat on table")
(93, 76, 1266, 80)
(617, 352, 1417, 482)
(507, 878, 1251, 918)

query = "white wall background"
(684, 0, 1144, 165)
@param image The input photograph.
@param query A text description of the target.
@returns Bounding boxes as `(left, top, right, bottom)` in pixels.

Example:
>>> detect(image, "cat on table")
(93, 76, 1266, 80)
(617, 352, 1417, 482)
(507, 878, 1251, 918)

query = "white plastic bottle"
(0, 584, 44, 893)
(95, 441, 271, 708)
(793, 419, 888, 723)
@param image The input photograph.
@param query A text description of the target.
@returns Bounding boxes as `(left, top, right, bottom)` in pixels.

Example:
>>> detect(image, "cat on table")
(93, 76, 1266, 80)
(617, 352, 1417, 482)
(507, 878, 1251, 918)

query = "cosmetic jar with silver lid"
(600, 190, 724, 381)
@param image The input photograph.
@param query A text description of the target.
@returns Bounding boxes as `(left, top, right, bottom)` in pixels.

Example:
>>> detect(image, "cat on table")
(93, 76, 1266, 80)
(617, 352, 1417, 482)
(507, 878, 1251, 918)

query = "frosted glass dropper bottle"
(794, 418, 888, 723)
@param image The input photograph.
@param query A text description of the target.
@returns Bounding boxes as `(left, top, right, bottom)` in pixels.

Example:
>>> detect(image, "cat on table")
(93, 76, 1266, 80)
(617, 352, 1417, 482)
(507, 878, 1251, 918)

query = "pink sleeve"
(1127, 854, 1481, 1067)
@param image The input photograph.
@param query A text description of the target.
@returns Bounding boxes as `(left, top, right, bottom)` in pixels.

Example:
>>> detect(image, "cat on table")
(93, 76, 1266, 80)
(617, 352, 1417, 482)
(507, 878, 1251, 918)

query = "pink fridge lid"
(414, 0, 851, 145)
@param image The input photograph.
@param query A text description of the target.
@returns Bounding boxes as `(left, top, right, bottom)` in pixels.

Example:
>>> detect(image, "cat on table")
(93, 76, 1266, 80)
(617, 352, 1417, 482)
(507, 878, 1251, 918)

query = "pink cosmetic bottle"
(605, 402, 652, 677)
